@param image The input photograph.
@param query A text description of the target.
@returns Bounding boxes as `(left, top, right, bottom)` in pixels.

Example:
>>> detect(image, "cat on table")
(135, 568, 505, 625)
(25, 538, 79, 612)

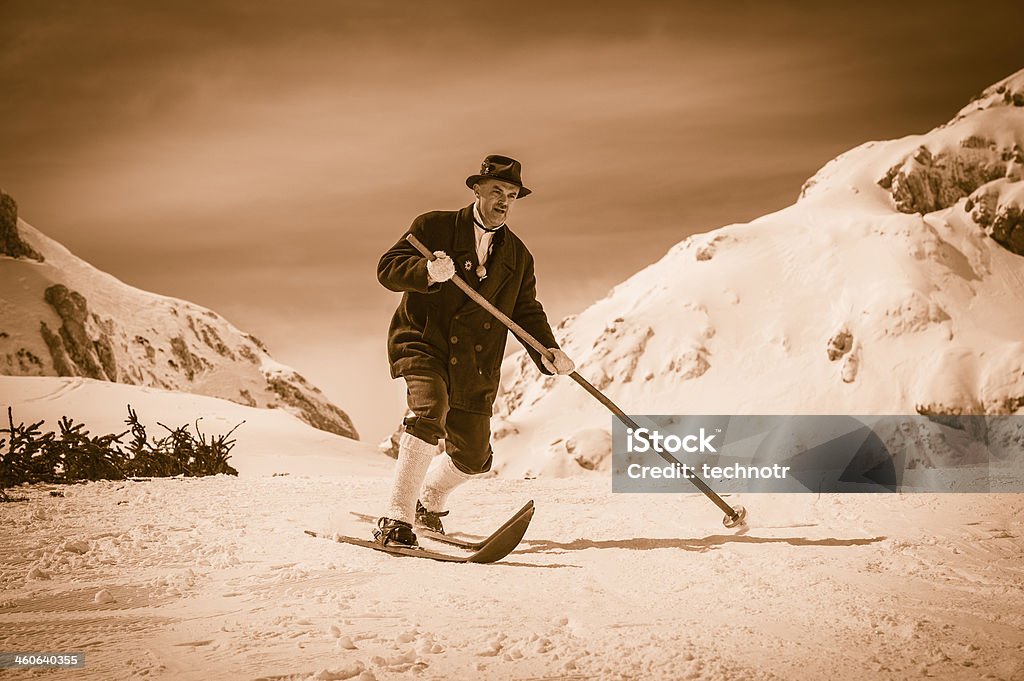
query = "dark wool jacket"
(378, 204, 559, 415)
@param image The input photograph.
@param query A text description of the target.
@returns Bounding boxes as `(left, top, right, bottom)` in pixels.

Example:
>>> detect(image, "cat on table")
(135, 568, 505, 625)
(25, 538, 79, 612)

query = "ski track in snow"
(2, 476, 1023, 680)
(20, 376, 86, 404)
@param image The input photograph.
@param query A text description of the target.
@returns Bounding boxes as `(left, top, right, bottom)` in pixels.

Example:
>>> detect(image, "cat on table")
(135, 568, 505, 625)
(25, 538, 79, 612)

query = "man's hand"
(541, 348, 575, 375)
(426, 251, 456, 283)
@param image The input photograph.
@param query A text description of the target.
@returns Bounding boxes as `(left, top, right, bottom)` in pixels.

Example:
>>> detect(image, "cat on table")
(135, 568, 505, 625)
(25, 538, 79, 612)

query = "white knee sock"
(384, 431, 438, 523)
(419, 454, 474, 512)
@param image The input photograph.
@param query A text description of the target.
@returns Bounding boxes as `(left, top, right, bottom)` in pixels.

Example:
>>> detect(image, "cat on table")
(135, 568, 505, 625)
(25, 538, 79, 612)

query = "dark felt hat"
(465, 154, 531, 198)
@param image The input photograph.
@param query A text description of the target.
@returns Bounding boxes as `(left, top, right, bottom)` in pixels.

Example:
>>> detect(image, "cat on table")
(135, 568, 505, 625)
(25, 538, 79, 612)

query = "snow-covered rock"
(967, 177, 1024, 254)
(0, 201, 357, 439)
(0, 190, 42, 261)
(494, 68, 1024, 477)
(93, 588, 115, 604)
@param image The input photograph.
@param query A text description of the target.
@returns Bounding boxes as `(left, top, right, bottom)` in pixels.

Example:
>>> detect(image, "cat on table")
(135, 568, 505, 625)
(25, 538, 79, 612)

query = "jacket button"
(450, 357, 458, 365)
(483, 322, 491, 330)
(450, 336, 458, 344)
(475, 344, 483, 352)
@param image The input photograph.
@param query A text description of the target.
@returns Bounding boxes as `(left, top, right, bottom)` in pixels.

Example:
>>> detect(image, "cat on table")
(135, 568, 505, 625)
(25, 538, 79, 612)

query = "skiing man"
(375, 154, 575, 547)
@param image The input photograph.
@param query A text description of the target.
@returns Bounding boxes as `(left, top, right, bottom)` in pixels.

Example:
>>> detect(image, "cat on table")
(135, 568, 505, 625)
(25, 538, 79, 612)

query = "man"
(375, 154, 575, 547)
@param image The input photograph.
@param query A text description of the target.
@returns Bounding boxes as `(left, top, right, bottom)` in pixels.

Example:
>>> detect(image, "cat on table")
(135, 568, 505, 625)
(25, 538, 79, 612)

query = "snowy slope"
(493, 70, 1024, 478)
(0, 214, 357, 439)
(2, 454, 1022, 680)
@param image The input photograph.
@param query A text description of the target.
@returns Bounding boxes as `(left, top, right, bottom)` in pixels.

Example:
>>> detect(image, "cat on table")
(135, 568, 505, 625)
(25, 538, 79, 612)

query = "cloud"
(3, 1, 1023, 439)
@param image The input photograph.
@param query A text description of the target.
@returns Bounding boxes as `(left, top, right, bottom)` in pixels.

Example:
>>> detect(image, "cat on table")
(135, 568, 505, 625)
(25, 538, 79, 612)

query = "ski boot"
(373, 517, 418, 547)
(415, 500, 450, 535)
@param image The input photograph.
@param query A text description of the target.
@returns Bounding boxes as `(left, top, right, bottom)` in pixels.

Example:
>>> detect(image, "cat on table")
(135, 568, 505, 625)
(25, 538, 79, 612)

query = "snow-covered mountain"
(0, 197, 358, 439)
(493, 69, 1024, 478)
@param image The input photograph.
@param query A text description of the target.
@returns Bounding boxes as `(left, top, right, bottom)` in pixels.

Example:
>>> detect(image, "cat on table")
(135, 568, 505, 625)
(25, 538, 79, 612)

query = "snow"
(3, 376, 1024, 680)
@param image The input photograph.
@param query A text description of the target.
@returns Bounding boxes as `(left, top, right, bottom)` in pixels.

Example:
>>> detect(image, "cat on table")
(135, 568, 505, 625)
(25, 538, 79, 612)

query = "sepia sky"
(2, 1, 1022, 441)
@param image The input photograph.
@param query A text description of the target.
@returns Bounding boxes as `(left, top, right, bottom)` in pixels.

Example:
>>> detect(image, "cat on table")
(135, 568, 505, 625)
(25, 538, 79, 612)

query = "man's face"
(474, 179, 520, 227)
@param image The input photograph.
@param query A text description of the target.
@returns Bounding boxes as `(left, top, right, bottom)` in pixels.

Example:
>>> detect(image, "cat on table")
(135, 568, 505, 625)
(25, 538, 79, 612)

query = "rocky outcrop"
(827, 329, 853, 361)
(41, 284, 117, 381)
(875, 73, 1024, 259)
(169, 335, 209, 381)
(266, 373, 358, 439)
(966, 180, 1024, 256)
(956, 80, 1024, 123)
(1, 345, 45, 375)
(39, 322, 77, 377)
(878, 141, 1017, 215)
(878, 136, 1024, 257)
(188, 315, 235, 359)
(0, 190, 43, 262)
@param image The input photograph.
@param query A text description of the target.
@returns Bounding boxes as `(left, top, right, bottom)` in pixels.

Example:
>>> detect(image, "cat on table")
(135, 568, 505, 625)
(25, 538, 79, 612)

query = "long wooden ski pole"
(406, 233, 747, 528)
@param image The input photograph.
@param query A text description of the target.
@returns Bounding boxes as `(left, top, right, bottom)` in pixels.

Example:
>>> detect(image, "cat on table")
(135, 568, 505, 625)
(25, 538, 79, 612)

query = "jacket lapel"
(452, 205, 479, 288)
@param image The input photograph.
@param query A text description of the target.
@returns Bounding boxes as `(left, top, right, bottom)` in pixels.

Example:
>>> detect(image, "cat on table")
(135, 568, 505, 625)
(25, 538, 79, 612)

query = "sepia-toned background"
(2, 0, 1022, 441)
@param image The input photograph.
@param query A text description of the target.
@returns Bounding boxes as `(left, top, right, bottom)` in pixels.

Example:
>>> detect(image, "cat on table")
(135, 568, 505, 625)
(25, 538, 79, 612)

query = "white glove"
(541, 348, 575, 375)
(426, 251, 456, 283)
